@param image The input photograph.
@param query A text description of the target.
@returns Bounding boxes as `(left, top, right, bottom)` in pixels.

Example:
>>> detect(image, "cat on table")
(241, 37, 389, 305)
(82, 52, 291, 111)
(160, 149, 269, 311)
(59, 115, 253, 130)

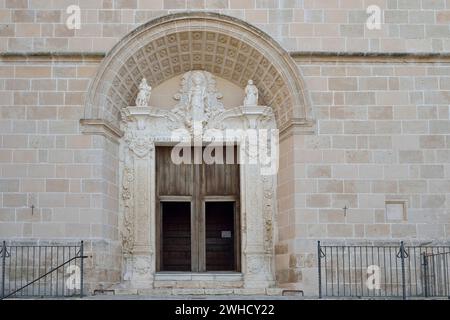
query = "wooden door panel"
(156, 146, 193, 196)
(203, 146, 239, 196)
(205, 202, 235, 271)
(156, 146, 240, 272)
(161, 202, 191, 271)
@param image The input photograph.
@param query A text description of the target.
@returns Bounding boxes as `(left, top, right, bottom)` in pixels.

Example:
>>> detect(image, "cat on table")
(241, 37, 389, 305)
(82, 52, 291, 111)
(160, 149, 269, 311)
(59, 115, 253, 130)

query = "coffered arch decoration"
(83, 12, 313, 133)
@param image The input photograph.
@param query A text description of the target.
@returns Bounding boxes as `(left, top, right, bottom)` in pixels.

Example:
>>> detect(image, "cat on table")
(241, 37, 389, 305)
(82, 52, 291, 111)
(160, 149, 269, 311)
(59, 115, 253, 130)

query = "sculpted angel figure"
(135, 78, 151, 107)
(244, 79, 258, 106)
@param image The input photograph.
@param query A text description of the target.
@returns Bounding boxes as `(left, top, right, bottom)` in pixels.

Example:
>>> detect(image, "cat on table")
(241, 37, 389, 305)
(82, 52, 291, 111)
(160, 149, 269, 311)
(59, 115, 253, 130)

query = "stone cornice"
(0, 51, 105, 62)
(80, 119, 123, 142)
(279, 117, 316, 142)
(291, 51, 450, 63)
(2, 51, 450, 62)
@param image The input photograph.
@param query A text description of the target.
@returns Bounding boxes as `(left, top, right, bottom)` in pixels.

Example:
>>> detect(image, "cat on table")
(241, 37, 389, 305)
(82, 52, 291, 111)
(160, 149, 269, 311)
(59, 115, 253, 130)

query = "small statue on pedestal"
(244, 79, 258, 106)
(135, 78, 152, 107)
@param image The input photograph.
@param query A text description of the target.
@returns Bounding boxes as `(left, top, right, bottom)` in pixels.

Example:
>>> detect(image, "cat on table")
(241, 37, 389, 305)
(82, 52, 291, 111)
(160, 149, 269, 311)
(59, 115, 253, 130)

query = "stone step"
(111, 287, 284, 296)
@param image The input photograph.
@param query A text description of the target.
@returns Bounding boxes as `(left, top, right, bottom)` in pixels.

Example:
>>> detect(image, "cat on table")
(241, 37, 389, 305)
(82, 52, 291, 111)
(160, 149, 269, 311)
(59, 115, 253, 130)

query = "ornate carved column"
(239, 106, 277, 288)
(120, 107, 155, 287)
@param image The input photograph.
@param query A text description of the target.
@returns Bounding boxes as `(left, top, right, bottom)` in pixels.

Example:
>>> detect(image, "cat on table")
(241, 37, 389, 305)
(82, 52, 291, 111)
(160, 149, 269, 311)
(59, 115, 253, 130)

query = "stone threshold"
(110, 287, 284, 296)
(154, 272, 243, 282)
(153, 272, 245, 289)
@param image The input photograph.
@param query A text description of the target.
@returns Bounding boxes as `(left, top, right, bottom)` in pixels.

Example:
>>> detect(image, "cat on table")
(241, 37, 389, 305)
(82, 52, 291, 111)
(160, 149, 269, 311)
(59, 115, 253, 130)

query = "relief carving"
(172, 70, 224, 131)
(123, 127, 154, 158)
(133, 255, 152, 277)
(121, 158, 135, 253)
(247, 255, 264, 274)
(263, 176, 274, 254)
(259, 174, 275, 281)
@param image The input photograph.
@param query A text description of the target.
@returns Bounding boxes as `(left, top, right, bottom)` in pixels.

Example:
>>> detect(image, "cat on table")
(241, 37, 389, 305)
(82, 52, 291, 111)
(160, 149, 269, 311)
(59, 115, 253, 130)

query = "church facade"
(0, 2, 449, 296)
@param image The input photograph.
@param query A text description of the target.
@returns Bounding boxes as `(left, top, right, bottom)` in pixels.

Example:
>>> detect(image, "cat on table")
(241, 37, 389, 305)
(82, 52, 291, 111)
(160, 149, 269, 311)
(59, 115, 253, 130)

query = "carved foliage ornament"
(121, 163, 134, 253)
(262, 176, 274, 254)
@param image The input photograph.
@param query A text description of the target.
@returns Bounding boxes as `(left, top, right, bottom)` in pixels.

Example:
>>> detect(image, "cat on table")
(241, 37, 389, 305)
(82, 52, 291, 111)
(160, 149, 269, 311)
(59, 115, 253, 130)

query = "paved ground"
(85, 294, 305, 300)
(81, 295, 445, 300)
(5, 294, 308, 300)
(6, 295, 445, 300)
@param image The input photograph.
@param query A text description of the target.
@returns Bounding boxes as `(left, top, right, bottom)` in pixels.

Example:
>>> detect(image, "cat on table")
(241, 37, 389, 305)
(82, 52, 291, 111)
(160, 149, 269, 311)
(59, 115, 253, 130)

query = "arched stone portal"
(82, 12, 313, 294)
(117, 69, 278, 290)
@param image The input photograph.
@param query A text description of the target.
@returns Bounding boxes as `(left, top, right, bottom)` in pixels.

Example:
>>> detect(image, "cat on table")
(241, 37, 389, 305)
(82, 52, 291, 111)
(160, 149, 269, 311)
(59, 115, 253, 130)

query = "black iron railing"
(318, 241, 450, 299)
(0, 241, 87, 299)
(422, 251, 450, 297)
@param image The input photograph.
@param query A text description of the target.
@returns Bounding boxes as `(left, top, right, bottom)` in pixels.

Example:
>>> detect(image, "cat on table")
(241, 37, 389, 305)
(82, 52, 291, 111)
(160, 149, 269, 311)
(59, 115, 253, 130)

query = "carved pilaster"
(242, 162, 273, 287)
(121, 160, 134, 254)
(263, 176, 274, 254)
(120, 106, 155, 286)
(239, 106, 277, 288)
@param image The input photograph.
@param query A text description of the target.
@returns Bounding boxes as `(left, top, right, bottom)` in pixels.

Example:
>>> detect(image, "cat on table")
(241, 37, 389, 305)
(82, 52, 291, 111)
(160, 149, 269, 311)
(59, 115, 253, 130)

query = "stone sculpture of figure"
(135, 78, 151, 107)
(244, 79, 258, 106)
(171, 70, 225, 131)
(188, 71, 207, 125)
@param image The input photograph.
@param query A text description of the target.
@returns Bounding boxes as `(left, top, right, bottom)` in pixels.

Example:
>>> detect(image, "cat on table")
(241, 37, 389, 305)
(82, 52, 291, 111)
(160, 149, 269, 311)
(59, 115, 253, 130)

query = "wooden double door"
(156, 146, 240, 272)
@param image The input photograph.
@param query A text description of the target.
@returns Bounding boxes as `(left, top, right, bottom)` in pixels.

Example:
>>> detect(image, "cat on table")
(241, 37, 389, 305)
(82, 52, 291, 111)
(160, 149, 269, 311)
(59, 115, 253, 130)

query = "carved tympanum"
(172, 70, 225, 130)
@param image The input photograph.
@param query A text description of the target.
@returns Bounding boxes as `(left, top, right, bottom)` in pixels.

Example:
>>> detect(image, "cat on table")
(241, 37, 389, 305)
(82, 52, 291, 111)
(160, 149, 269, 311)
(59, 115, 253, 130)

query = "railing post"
(80, 241, 84, 298)
(1, 241, 6, 299)
(318, 241, 322, 299)
(422, 253, 428, 298)
(400, 241, 406, 300)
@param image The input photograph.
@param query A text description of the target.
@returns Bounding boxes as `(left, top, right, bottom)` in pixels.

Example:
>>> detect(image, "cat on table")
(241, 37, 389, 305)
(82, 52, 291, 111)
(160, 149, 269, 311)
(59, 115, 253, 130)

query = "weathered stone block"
(327, 224, 353, 237)
(306, 194, 331, 208)
(307, 165, 331, 178)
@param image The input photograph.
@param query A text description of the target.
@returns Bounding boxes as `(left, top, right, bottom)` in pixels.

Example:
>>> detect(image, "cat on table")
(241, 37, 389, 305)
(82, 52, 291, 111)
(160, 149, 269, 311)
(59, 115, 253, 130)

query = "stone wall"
(2, 53, 448, 294)
(275, 134, 296, 286)
(0, 57, 122, 289)
(288, 56, 450, 294)
(1, 2, 450, 295)
(2, 0, 450, 52)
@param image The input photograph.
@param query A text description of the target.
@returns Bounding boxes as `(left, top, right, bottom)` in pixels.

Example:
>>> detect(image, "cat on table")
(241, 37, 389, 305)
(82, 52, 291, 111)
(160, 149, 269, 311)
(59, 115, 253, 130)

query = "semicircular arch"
(84, 12, 312, 130)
